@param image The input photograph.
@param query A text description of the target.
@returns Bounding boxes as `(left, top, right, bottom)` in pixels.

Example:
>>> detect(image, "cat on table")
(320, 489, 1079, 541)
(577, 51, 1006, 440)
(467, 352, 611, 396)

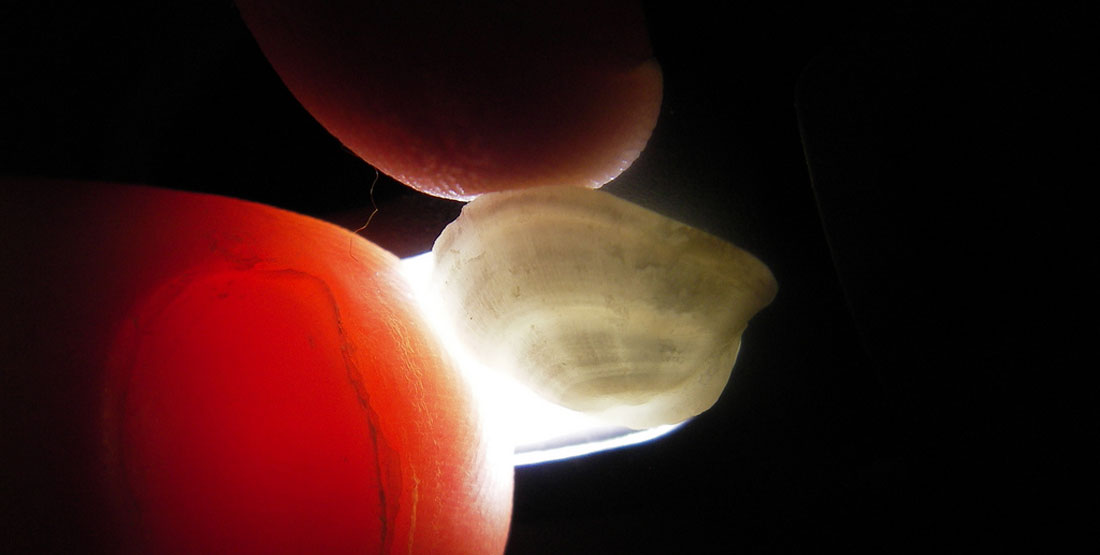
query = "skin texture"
(0, 180, 512, 553)
(235, 0, 663, 200)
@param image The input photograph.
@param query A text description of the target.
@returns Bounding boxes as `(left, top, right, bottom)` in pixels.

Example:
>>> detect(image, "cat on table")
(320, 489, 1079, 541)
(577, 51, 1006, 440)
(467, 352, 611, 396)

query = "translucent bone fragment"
(431, 186, 777, 429)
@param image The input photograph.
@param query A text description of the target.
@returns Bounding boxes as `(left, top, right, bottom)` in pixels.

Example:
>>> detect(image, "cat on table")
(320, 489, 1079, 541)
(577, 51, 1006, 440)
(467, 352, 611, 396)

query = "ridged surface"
(432, 186, 778, 429)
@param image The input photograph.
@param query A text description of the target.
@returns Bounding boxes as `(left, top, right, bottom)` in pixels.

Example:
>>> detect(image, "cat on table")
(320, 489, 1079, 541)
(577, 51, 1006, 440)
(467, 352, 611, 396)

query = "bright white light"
(399, 252, 684, 466)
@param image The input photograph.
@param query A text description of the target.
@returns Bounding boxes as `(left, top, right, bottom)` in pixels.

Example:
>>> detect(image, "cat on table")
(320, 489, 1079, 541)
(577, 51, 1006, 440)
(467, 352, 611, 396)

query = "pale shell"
(431, 186, 778, 429)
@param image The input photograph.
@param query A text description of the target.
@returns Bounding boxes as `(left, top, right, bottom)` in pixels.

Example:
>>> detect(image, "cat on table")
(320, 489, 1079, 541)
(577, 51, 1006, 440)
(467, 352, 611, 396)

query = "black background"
(2, 1, 1080, 552)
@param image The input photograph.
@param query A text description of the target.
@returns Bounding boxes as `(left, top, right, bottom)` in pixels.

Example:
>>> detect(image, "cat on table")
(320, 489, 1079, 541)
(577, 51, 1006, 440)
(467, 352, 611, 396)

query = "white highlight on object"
(427, 186, 777, 430)
(400, 251, 684, 466)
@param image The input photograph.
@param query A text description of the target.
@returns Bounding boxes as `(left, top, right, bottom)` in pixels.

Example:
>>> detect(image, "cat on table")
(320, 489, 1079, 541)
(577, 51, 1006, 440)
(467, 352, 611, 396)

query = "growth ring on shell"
(431, 186, 777, 429)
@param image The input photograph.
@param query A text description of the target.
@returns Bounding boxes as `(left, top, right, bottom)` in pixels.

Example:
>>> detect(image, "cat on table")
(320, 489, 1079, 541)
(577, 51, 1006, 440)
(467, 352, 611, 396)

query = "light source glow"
(400, 252, 684, 466)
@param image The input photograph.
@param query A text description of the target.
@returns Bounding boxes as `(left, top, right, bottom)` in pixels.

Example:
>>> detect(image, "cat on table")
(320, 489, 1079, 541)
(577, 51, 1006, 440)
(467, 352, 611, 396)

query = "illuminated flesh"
(1, 180, 512, 553)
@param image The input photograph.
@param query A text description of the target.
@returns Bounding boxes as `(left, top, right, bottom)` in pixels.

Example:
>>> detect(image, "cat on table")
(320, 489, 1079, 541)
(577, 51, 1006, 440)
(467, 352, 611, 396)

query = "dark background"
(2, 1, 1079, 552)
